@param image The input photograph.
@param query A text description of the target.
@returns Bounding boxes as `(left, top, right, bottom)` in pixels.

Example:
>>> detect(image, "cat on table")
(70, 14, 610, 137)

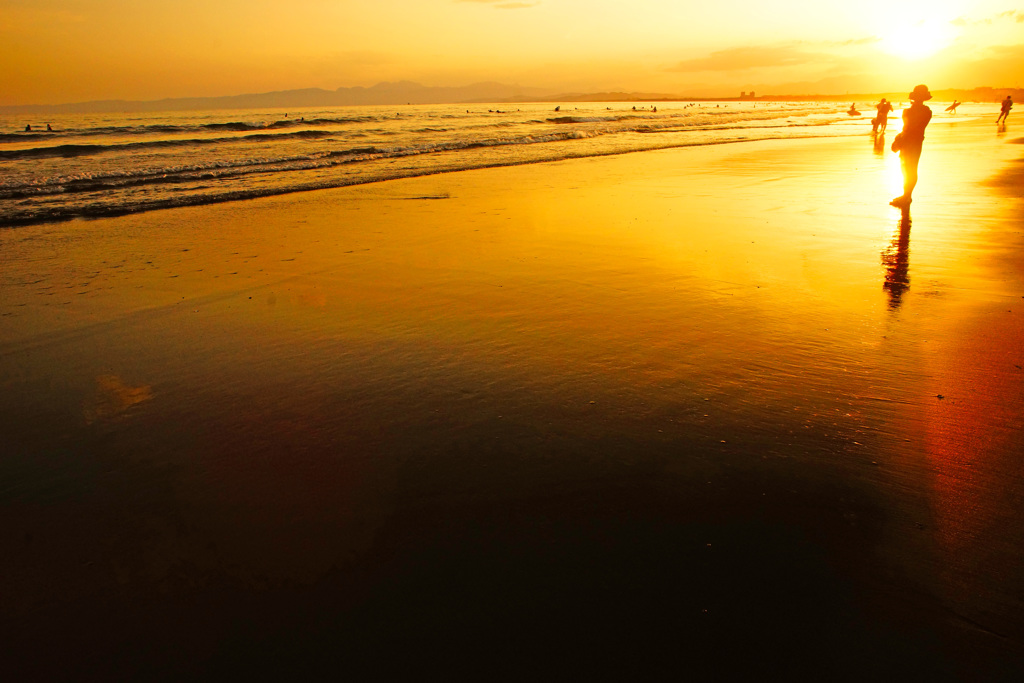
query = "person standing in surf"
(890, 85, 933, 209)
(997, 95, 1012, 124)
(872, 98, 893, 134)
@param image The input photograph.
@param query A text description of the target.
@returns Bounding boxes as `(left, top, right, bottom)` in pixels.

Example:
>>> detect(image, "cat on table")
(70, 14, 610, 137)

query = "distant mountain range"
(0, 81, 554, 115)
(2, 81, 1020, 115)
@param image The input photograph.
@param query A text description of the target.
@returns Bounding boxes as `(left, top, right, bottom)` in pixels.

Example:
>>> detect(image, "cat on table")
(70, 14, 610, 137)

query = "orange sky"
(2, 1, 1022, 105)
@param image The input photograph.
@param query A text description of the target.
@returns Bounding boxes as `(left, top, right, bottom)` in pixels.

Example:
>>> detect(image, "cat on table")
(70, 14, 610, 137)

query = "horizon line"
(3, 82, 1021, 114)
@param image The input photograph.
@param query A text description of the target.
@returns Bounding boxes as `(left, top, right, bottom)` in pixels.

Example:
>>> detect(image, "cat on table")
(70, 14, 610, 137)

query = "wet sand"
(2, 119, 1024, 679)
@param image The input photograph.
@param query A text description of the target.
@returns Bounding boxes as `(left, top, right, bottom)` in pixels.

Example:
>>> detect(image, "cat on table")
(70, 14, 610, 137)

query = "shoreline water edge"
(0, 100, 995, 228)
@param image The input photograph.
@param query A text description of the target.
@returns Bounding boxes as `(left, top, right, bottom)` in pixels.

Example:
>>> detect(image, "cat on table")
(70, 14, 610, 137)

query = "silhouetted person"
(24, 124, 31, 132)
(944, 100, 960, 113)
(848, 102, 859, 115)
(890, 85, 933, 208)
(46, 123, 53, 131)
(872, 98, 892, 133)
(997, 96, 1012, 123)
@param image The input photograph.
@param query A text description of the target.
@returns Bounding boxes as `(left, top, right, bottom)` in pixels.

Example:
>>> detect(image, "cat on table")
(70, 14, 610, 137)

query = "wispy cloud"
(458, 0, 540, 8)
(952, 10, 1024, 27)
(827, 36, 881, 47)
(667, 45, 827, 73)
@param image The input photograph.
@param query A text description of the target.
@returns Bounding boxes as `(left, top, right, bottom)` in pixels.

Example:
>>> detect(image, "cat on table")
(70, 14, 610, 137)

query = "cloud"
(667, 45, 827, 73)
(828, 36, 881, 47)
(458, 0, 540, 7)
(952, 10, 1024, 27)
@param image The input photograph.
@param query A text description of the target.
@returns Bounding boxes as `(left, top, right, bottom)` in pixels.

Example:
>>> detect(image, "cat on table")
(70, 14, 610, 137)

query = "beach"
(2, 116, 1023, 679)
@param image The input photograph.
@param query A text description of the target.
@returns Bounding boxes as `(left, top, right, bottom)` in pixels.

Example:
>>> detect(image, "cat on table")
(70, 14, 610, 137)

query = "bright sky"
(2, 0, 1022, 104)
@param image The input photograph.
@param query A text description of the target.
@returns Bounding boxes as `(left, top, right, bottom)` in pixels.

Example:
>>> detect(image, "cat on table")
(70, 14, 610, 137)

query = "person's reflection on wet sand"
(882, 208, 912, 309)
(872, 130, 886, 156)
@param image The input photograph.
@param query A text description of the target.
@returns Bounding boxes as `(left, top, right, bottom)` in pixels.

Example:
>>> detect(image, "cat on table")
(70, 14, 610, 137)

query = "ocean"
(0, 100, 974, 227)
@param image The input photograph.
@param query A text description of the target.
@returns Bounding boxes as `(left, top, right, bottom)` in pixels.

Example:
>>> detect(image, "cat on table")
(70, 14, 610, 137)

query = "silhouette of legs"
(892, 145, 922, 207)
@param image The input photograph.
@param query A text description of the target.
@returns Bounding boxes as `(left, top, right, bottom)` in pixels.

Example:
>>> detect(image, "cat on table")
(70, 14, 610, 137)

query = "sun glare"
(881, 20, 956, 60)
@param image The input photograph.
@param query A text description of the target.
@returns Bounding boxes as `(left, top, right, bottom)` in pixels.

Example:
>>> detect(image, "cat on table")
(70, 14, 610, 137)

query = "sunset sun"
(880, 20, 956, 59)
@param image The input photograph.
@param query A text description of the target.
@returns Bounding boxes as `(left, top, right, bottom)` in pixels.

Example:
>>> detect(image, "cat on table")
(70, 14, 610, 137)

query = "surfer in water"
(890, 85, 933, 209)
(848, 102, 859, 115)
(945, 100, 960, 114)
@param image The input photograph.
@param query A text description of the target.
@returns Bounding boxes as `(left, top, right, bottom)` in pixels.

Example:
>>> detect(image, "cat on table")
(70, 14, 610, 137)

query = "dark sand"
(2, 118, 1024, 679)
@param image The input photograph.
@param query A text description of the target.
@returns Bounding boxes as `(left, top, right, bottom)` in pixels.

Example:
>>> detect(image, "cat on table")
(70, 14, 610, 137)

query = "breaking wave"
(1, 101, 853, 227)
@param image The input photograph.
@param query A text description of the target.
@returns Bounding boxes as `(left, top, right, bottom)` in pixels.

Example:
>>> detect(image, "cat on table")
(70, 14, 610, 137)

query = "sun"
(880, 20, 956, 60)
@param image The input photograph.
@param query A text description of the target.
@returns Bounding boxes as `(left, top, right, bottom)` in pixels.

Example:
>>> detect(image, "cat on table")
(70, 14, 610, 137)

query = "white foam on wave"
(1, 102, 847, 227)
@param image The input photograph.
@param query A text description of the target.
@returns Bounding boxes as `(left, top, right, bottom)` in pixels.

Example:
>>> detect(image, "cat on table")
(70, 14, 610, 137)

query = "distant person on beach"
(872, 98, 892, 133)
(890, 85, 933, 209)
(945, 100, 960, 114)
(997, 96, 1012, 123)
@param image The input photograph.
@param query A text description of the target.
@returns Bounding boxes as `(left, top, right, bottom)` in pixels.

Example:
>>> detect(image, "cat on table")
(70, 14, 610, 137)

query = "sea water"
(0, 100, 981, 227)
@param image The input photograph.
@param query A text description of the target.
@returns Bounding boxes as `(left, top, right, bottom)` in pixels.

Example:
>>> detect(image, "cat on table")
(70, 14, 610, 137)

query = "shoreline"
(0, 101, 1000, 230)
(0, 128, 867, 230)
(2, 119, 1023, 678)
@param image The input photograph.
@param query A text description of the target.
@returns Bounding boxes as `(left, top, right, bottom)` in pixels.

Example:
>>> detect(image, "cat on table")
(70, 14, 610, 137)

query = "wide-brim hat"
(909, 84, 932, 101)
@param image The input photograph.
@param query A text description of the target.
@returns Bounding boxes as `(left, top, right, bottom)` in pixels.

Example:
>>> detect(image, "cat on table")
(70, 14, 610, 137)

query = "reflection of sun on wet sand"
(1, 116, 1024, 678)
(83, 374, 153, 423)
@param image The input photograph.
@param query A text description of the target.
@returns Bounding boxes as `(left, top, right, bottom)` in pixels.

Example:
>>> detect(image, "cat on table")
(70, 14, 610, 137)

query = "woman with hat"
(891, 84, 933, 208)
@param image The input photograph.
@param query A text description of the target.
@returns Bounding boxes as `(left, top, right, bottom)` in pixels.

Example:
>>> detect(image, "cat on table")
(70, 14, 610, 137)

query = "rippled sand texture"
(2, 120, 1023, 678)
